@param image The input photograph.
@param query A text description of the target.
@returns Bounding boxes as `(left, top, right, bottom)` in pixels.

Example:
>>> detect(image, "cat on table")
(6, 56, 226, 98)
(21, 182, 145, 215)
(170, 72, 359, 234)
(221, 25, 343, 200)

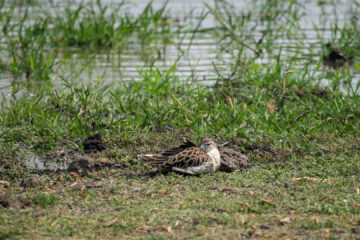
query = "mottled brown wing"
(165, 147, 212, 167)
(138, 139, 197, 166)
(160, 139, 197, 157)
(138, 154, 170, 166)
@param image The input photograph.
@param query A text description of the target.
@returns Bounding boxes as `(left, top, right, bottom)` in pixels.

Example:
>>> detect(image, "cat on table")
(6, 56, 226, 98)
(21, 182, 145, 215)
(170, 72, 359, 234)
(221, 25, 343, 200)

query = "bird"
(137, 138, 221, 175)
(323, 43, 352, 68)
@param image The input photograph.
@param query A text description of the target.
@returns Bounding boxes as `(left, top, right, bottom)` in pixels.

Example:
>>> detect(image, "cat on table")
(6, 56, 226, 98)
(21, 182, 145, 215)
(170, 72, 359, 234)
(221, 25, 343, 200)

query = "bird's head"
(200, 138, 218, 153)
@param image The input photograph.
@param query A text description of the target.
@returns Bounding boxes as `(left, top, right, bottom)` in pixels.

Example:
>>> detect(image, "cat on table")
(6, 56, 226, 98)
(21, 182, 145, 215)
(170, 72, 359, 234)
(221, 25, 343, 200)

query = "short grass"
(1, 144, 360, 239)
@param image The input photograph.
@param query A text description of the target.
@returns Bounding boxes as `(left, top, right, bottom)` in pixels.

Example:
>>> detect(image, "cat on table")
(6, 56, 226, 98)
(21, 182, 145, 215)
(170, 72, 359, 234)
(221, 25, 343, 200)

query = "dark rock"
(0, 195, 10, 208)
(0, 194, 23, 208)
(67, 156, 95, 176)
(20, 177, 41, 188)
(217, 144, 251, 172)
(83, 134, 106, 153)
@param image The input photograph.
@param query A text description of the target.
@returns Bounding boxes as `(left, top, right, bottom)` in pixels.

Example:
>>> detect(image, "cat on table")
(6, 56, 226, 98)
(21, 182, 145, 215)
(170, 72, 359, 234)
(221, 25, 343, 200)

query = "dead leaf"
(247, 190, 255, 196)
(99, 158, 109, 164)
(322, 228, 330, 238)
(280, 217, 291, 224)
(267, 99, 277, 114)
(243, 103, 247, 112)
(227, 96, 234, 110)
(173, 220, 182, 229)
(282, 70, 294, 94)
(243, 202, 251, 208)
(157, 190, 170, 195)
(175, 202, 184, 206)
(261, 199, 276, 206)
(69, 172, 80, 179)
(356, 188, 360, 194)
(171, 94, 183, 107)
(69, 182, 78, 188)
(141, 225, 155, 233)
(157, 211, 167, 216)
(102, 218, 118, 227)
(239, 216, 249, 226)
(56, 175, 63, 182)
(99, 158, 114, 166)
(156, 225, 172, 232)
(247, 228, 255, 236)
(0, 180, 10, 188)
(292, 177, 322, 183)
(310, 216, 319, 224)
(221, 187, 235, 192)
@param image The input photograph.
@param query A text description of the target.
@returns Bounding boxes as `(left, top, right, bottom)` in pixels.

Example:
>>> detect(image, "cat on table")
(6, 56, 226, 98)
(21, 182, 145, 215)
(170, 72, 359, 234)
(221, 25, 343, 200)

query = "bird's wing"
(166, 147, 213, 167)
(160, 138, 197, 157)
(138, 139, 199, 166)
(137, 154, 167, 166)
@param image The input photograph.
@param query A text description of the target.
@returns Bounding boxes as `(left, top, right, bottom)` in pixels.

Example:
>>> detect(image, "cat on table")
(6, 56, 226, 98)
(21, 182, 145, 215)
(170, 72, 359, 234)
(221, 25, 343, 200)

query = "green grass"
(1, 0, 360, 239)
(0, 0, 196, 94)
(47, 0, 129, 49)
(1, 158, 360, 238)
(45, 0, 186, 52)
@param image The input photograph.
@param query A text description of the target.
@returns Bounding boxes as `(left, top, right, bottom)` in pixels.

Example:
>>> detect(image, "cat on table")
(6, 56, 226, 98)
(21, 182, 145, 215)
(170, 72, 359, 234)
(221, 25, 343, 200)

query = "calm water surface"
(0, 0, 359, 96)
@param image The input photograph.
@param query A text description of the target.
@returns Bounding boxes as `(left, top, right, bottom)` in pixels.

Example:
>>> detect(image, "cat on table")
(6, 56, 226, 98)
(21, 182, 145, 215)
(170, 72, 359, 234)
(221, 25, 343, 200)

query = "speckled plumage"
(138, 138, 221, 175)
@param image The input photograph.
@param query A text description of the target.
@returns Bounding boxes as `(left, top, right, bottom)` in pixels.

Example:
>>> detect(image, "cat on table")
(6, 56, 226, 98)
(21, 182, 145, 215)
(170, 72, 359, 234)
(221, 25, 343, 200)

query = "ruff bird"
(138, 138, 221, 175)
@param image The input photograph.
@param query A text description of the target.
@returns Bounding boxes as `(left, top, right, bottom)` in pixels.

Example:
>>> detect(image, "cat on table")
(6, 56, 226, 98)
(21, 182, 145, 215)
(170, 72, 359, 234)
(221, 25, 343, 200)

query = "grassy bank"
(1, 0, 360, 239)
(1, 62, 360, 238)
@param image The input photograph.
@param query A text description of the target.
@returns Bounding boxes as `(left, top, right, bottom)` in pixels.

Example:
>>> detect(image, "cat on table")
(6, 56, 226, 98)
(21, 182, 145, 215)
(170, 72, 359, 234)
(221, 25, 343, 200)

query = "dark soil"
(67, 155, 95, 176)
(0, 194, 23, 208)
(83, 134, 106, 153)
(20, 177, 41, 188)
(217, 144, 251, 172)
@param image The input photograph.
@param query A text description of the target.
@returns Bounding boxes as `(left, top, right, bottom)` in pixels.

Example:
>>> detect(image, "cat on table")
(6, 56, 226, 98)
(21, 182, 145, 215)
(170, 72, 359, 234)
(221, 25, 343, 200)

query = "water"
(0, 0, 359, 95)
(24, 155, 69, 171)
(18, 146, 71, 171)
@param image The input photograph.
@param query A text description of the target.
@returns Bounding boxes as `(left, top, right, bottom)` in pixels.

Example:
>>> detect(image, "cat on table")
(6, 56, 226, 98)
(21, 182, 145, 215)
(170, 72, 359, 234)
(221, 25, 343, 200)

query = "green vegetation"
(46, 0, 182, 50)
(0, 0, 360, 239)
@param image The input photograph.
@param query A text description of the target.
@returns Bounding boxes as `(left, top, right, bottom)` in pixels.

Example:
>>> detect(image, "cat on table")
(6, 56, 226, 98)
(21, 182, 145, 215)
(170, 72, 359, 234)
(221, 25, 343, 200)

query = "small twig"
(294, 109, 311, 122)
(227, 96, 234, 110)
(171, 93, 183, 107)
(243, 103, 247, 112)
(282, 70, 294, 95)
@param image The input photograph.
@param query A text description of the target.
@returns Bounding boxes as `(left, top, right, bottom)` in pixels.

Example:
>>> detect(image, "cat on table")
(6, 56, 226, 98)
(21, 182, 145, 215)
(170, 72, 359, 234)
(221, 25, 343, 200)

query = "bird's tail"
(137, 154, 168, 166)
